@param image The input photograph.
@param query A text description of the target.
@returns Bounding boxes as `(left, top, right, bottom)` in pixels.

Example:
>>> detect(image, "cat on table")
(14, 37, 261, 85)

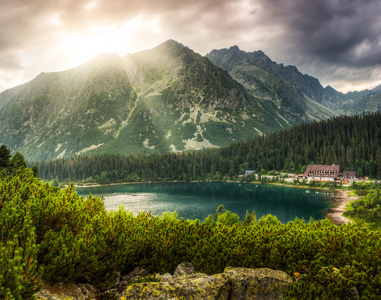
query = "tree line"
(0, 145, 33, 174)
(29, 112, 381, 183)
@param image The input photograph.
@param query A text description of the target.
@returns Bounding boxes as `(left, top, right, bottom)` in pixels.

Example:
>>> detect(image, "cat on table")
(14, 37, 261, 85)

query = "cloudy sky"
(1, 0, 381, 93)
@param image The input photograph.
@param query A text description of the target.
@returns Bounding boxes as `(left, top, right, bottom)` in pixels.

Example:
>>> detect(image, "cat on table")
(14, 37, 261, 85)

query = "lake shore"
(74, 181, 360, 225)
(326, 189, 360, 225)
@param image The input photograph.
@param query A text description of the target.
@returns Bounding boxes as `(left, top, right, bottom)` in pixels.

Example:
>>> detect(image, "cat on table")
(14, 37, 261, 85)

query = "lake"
(76, 182, 333, 223)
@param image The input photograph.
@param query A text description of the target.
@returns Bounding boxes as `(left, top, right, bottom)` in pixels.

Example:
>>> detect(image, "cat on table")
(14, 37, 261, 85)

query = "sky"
(1, 0, 381, 93)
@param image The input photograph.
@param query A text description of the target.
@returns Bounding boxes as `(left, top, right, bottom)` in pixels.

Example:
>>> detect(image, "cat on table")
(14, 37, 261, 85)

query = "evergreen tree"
(10, 151, 27, 172)
(0, 145, 11, 169)
(31, 113, 381, 182)
(32, 166, 39, 177)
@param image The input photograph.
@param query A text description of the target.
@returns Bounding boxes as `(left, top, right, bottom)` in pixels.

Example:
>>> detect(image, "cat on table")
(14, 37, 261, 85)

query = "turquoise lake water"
(76, 182, 333, 223)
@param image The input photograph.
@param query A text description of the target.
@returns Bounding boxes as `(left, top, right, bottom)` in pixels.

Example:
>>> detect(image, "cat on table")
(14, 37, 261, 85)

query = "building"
(303, 165, 356, 181)
(303, 165, 341, 181)
(244, 170, 256, 177)
(342, 171, 356, 179)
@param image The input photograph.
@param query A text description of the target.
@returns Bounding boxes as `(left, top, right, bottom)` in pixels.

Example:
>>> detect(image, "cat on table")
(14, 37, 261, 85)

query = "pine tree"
(0, 145, 11, 169)
(10, 151, 27, 172)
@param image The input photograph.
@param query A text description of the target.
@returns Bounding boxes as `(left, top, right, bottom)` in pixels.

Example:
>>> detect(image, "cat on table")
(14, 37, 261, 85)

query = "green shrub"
(1, 169, 127, 291)
(0, 170, 43, 299)
(130, 274, 161, 284)
(1, 168, 381, 299)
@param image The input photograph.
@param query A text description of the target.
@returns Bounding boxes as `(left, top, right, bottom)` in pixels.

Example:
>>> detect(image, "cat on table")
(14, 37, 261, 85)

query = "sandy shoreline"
(326, 190, 360, 225)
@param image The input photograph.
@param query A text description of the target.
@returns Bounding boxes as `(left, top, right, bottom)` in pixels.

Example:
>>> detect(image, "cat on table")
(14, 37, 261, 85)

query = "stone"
(157, 272, 173, 282)
(100, 288, 120, 300)
(112, 271, 122, 288)
(78, 283, 98, 298)
(119, 273, 231, 300)
(121, 267, 149, 283)
(118, 280, 129, 288)
(173, 262, 196, 278)
(345, 287, 360, 300)
(34, 281, 98, 300)
(35, 267, 293, 300)
(224, 267, 293, 300)
(119, 267, 293, 300)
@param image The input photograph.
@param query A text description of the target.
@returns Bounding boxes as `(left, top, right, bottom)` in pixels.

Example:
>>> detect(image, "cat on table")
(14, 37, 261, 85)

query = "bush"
(1, 168, 381, 299)
(0, 169, 127, 291)
(0, 170, 43, 299)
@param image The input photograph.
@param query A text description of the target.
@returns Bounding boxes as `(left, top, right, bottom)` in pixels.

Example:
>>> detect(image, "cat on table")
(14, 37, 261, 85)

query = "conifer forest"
(33, 113, 381, 183)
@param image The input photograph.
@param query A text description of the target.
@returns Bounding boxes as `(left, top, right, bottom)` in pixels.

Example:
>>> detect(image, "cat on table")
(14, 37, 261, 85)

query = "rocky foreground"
(35, 262, 297, 300)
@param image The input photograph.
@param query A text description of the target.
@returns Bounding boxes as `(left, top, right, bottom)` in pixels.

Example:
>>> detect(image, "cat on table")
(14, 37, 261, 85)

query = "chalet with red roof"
(303, 165, 356, 181)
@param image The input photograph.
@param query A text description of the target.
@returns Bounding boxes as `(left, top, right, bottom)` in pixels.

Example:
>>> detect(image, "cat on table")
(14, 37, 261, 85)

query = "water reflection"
(76, 182, 332, 223)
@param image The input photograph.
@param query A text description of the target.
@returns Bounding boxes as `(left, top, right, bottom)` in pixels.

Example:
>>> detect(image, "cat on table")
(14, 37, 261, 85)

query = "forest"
(32, 112, 381, 183)
(1, 168, 380, 299)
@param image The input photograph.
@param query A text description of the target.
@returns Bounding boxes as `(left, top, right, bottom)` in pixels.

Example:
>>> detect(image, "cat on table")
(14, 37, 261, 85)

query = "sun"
(62, 18, 144, 66)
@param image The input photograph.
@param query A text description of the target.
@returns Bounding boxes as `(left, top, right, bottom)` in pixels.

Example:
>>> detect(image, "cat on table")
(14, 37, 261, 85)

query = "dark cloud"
(0, 0, 380, 92)
(258, 0, 381, 68)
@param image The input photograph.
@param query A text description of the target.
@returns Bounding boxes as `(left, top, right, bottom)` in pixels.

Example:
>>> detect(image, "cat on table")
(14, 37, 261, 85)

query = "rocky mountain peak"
(229, 45, 240, 52)
(1, 40, 377, 161)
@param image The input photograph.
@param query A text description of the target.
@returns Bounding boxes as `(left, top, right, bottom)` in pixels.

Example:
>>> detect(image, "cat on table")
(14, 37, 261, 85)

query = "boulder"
(119, 266, 292, 300)
(156, 272, 173, 282)
(224, 267, 292, 300)
(345, 287, 360, 300)
(119, 273, 231, 300)
(173, 262, 196, 277)
(34, 281, 98, 300)
(112, 271, 122, 288)
(100, 288, 120, 299)
(121, 267, 149, 283)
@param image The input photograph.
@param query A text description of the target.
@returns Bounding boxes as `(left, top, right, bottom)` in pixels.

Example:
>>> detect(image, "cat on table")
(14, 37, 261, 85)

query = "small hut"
(342, 171, 356, 179)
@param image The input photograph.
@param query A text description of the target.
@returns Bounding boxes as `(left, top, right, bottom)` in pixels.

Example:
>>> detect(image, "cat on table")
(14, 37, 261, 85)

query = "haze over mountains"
(0, 40, 379, 161)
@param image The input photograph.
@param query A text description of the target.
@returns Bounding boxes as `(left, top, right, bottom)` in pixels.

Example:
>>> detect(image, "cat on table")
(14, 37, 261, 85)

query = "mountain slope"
(206, 46, 338, 123)
(337, 85, 381, 113)
(0, 40, 293, 160)
(0, 53, 138, 160)
(206, 46, 381, 117)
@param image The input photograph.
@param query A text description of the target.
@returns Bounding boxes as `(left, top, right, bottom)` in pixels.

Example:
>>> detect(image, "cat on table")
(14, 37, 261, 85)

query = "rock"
(119, 273, 231, 300)
(112, 271, 122, 288)
(35, 267, 293, 300)
(173, 262, 195, 277)
(345, 287, 360, 300)
(119, 267, 293, 300)
(118, 280, 129, 288)
(224, 267, 292, 300)
(100, 288, 120, 300)
(78, 283, 98, 298)
(121, 267, 149, 283)
(34, 281, 98, 300)
(157, 272, 173, 282)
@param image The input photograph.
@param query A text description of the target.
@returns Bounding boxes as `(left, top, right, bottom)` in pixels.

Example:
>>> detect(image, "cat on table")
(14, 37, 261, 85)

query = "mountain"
(0, 40, 300, 161)
(4, 40, 375, 161)
(335, 85, 381, 114)
(206, 46, 338, 122)
(206, 46, 381, 116)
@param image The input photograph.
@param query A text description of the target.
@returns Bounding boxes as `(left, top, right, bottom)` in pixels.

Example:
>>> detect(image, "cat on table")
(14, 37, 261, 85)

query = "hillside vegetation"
(33, 112, 381, 183)
(0, 168, 380, 299)
(0, 41, 298, 161)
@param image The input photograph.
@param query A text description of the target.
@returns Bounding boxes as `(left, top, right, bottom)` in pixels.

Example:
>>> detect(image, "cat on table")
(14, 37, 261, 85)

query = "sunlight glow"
(84, 0, 98, 11)
(62, 17, 144, 65)
(0, 70, 26, 92)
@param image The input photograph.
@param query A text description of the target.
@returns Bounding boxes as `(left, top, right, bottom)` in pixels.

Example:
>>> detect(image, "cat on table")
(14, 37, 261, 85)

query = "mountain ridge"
(0, 40, 293, 160)
(0, 40, 379, 160)
(206, 45, 381, 115)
